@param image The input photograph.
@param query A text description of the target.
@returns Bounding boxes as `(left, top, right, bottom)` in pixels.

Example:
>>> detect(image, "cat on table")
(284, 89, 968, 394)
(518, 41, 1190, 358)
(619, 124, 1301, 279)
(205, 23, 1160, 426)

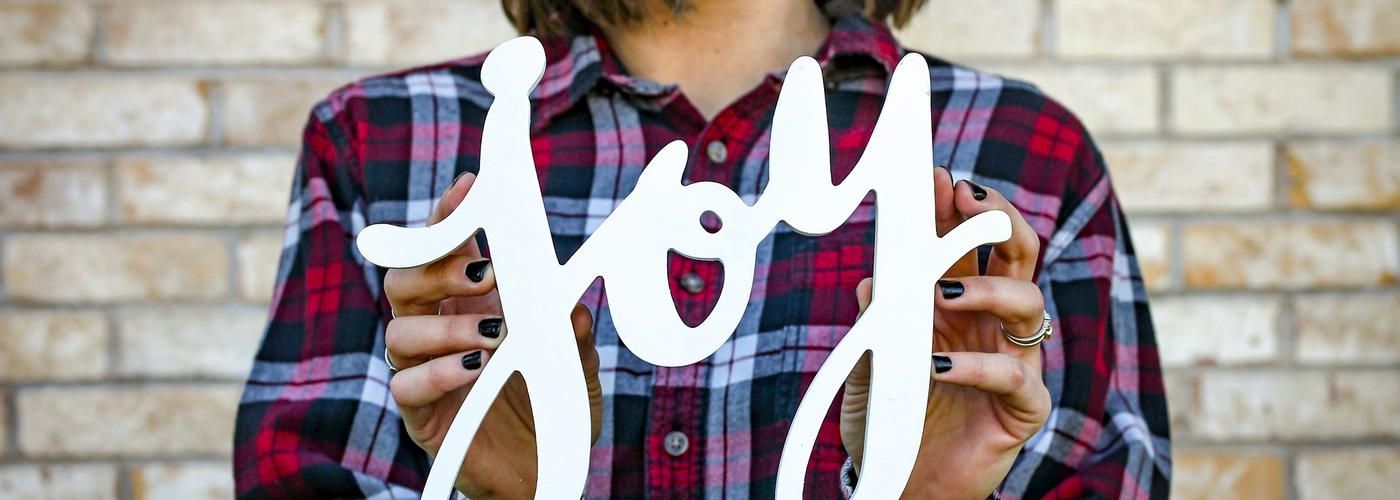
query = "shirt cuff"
(840, 456, 858, 498)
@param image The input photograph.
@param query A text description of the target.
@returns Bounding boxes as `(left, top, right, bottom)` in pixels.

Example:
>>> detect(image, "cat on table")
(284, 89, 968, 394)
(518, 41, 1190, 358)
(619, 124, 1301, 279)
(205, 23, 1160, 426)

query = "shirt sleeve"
(232, 101, 430, 499)
(1006, 133, 1172, 499)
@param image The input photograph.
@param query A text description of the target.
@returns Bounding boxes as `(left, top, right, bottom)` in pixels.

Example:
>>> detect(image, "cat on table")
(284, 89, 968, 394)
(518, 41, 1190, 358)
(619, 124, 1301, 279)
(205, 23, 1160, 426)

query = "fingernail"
(478, 317, 504, 339)
(940, 165, 954, 189)
(932, 355, 952, 374)
(453, 171, 471, 185)
(938, 279, 964, 299)
(465, 259, 490, 283)
(967, 181, 987, 201)
(461, 351, 483, 370)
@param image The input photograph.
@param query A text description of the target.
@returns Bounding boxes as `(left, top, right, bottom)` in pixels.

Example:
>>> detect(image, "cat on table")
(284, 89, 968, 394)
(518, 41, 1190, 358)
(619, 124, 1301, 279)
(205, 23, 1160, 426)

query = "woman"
(233, 0, 1170, 498)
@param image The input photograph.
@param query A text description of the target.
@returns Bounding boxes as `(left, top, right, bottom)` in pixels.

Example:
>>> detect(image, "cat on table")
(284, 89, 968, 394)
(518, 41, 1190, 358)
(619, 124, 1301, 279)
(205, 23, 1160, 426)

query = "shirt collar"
(528, 14, 905, 131)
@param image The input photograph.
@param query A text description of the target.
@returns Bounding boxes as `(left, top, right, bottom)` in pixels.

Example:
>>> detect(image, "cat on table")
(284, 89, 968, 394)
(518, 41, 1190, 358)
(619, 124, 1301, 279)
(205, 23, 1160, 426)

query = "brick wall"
(0, 0, 1395, 498)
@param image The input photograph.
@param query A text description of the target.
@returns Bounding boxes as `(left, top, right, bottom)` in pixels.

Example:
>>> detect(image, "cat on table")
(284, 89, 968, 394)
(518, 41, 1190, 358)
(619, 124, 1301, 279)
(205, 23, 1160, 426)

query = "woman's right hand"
(383, 173, 604, 498)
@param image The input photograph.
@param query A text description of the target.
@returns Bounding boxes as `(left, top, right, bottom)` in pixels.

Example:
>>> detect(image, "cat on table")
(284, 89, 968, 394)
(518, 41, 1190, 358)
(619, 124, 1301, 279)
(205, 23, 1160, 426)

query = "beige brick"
(988, 65, 1158, 135)
(1182, 221, 1399, 290)
(0, 465, 118, 500)
(1173, 451, 1286, 500)
(1296, 448, 1400, 500)
(0, 159, 107, 228)
(115, 155, 295, 225)
(4, 234, 229, 303)
(0, 3, 95, 65)
(1292, 0, 1400, 57)
(238, 233, 284, 303)
(1167, 371, 1400, 441)
(0, 311, 109, 381)
(895, 0, 1039, 58)
(1104, 141, 1274, 212)
(17, 385, 240, 457)
(0, 392, 7, 454)
(344, 0, 516, 66)
(1295, 293, 1400, 365)
(1129, 221, 1170, 292)
(116, 307, 264, 379)
(1172, 66, 1392, 135)
(0, 77, 207, 148)
(131, 462, 233, 500)
(1153, 296, 1280, 367)
(1286, 140, 1399, 211)
(223, 79, 341, 147)
(104, 1, 324, 66)
(1055, 0, 1274, 60)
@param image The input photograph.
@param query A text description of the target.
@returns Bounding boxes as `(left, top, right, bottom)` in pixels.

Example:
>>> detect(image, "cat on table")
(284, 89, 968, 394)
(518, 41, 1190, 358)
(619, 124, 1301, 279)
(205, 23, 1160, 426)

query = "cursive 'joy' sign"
(356, 36, 1011, 499)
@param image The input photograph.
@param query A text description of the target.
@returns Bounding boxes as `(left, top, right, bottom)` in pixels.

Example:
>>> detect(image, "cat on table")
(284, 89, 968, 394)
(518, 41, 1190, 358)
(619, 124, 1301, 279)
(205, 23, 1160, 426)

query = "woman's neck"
(601, 0, 830, 120)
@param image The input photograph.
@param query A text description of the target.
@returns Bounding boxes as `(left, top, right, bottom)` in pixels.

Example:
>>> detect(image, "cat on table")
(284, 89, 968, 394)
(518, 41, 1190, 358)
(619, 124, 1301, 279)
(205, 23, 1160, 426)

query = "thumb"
(571, 304, 603, 444)
(855, 277, 873, 314)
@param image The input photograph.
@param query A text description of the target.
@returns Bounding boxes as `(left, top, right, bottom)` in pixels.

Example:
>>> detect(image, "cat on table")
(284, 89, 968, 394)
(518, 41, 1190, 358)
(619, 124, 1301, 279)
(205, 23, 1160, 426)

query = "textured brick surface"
(1295, 293, 1400, 365)
(1172, 451, 1285, 500)
(104, 2, 324, 66)
(222, 79, 343, 147)
(1167, 371, 1400, 441)
(1055, 0, 1274, 59)
(1, 2, 1398, 497)
(0, 4, 95, 66)
(1292, 0, 1400, 57)
(131, 463, 234, 500)
(344, 0, 515, 66)
(1172, 66, 1392, 135)
(0, 311, 109, 381)
(0, 77, 208, 148)
(1153, 296, 1281, 367)
(17, 385, 241, 457)
(0, 465, 118, 500)
(1286, 140, 1399, 211)
(1103, 141, 1273, 212)
(116, 307, 266, 379)
(0, 159, 107, 228)
(238, 232, 285, 303)
(896, 0, 1040, 59)
(1295, 448, 1400, 500)
(1182, 221, 1399, 290)
(115, 155, 295, 225)
(4, 234, 229, 303)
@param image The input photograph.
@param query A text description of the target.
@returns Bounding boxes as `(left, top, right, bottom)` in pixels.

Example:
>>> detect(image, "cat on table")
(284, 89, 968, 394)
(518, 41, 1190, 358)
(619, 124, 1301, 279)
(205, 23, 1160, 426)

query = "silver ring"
(1002, 311, 1052, 348)
(384, 348, 399, 374)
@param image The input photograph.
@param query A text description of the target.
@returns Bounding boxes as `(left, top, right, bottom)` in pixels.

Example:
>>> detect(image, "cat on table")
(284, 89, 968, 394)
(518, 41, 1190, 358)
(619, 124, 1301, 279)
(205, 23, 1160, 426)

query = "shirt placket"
(646, 91, 765, 498)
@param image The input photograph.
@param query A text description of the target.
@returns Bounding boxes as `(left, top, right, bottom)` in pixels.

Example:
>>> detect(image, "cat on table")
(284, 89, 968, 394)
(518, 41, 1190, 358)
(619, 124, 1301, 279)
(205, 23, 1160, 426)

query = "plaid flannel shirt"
(234, 14, 1171, 499)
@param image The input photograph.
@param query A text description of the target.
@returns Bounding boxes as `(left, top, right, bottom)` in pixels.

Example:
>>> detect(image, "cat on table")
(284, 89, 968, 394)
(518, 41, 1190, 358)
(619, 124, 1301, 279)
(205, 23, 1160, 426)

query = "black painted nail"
(932, 355, 952, 374)
(465, 259, 490, 283)
(938, 165, 954, 189)
(938, 280, 964, 300)
(461, 351, 482, 370)
(478, 317, 504, 339)
(967, 181, 988, 201)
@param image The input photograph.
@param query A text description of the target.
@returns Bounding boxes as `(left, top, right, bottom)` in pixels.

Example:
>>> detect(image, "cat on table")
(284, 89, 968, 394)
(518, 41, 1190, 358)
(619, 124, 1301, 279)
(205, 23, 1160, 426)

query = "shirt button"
(679, 273, 705, 294)
(705, 140, 728, 163)
(663, 430, 690, 457)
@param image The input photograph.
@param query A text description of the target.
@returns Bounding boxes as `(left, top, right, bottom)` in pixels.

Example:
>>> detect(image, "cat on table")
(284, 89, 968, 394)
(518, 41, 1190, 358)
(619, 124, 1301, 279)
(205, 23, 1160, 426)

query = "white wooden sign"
(356, 36, 1011, 499)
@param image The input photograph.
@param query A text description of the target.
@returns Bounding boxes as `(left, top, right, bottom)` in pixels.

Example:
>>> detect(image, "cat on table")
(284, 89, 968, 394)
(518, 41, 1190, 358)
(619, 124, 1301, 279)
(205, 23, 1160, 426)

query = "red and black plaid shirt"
(234, 14, 1170, 499)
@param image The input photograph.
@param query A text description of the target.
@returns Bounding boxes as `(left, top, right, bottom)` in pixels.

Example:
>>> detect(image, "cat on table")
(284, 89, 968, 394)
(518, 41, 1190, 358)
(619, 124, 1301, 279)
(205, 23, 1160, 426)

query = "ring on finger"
(384, 348, 400, 374)
(1002, 311, 1052, 348)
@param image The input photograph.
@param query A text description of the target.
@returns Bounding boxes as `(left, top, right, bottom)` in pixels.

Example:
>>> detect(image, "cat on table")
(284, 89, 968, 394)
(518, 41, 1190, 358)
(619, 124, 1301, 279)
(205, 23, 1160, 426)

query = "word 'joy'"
(356, 37, 1011, 499)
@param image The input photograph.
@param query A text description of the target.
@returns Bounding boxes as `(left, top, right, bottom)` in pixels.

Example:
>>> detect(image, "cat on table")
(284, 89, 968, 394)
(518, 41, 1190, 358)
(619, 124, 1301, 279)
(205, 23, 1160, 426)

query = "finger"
(384, 256, 497, 316)
(386, 314, 507, 369)
(954, 180, 1040, 280)
(855, 277, 873, 315)
(390, 349, 491, 408)
(935, 276, 1045, 335)
(933, 166, 963, 237)
(572, 304, 604, 443)
(931, 351, 1049, 419)
(430, 172, 474, 225)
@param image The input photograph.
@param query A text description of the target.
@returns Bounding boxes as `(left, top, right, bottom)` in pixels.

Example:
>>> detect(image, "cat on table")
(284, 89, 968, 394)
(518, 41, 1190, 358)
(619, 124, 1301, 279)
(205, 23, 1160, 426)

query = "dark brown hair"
(501, 0, 928, 37)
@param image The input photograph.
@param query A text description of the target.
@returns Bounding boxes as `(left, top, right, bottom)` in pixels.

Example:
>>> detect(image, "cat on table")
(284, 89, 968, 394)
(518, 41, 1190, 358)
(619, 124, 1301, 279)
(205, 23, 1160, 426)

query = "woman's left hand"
(840, 166, 1052, 499)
